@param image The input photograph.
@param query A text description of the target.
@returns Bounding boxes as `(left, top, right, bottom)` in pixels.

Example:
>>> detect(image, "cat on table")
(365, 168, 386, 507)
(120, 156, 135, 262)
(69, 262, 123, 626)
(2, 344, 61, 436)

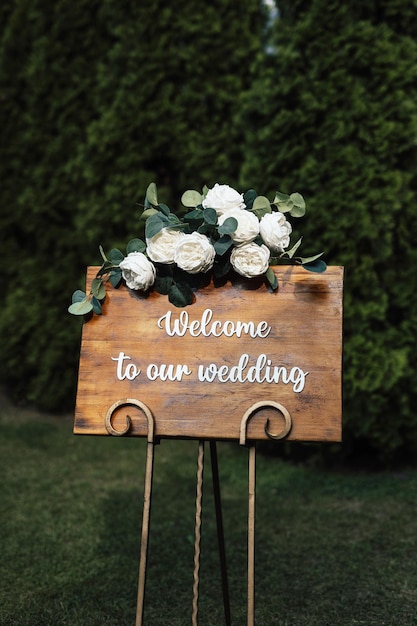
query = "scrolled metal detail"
(240, 400, 292, 445)
(104, 398, 154, 441)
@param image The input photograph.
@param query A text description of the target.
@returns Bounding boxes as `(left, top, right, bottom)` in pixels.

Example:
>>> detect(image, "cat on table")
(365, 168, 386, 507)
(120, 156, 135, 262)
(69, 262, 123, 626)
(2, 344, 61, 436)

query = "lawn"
(1, 398, 416, 626)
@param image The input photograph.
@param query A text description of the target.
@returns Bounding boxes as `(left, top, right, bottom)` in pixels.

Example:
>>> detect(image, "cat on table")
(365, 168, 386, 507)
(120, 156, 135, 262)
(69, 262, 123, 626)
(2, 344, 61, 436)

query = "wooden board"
(74, 265, 343, 442)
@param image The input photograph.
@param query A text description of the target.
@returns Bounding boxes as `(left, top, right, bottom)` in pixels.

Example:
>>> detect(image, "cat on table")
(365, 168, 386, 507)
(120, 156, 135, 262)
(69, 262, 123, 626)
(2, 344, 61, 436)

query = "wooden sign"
(74, 266, 343, 442)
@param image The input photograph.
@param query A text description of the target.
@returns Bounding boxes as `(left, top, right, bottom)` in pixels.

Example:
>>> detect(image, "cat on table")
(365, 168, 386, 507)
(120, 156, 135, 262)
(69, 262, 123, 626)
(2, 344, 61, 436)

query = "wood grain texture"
(74, 266, 343, 442)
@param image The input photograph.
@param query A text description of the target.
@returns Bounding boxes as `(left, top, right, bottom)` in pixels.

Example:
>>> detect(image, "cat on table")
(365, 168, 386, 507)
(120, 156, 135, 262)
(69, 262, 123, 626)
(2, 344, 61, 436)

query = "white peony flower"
(202, 183, 246, 216)
(119, 252, 156, 291)
(146, 228, 185, 264)
(218, 208, 260, 244)
(259, 212, 292, 252)
(230, 243, 270, 278)
(174, 232, 216, 274)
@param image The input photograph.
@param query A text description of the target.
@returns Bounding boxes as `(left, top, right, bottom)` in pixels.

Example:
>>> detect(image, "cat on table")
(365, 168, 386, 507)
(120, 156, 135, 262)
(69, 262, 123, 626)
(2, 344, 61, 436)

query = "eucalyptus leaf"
(145, 213, 170, 239)
(181, 189, 203, 208)
(214, 235, 233, 256)
(72, 289, 87, 303)
(273, 191, 292, 213)
(285, 237, 303, 259)
(154, 275, 173, 295)
(68, 298, 93, 316)
(301, 259, 327, 273)
(265, 267, 278, 290)
(91, 277, 106, 299)
(244, 189, 257, 209)
(218, 217, 238, 235)
(289, 192, 306, 217)
(146, 182, 158, 207)
(184, 208, 204, 222)
(158, 203, 170, 217)
(298, 252, 324, 264)
(253, 195, 271, 212)
(127, 238, 146, 254)
(213, 256, 231, 278)
(168, 282, 194, 307)
(290, 192, 306, 209)
(96, 260, 114, 277)
(273, 191, 290, 204)
(202, 185, 209, 200)
(203, 207, 217, 225)
(168, 213, 182, 225)
(109, 269, 122, 287)
(252, 195, 272, 219)
(198, 223, 215, 235)
(91, 296, 102, 315)
(108, 248, 124, 265)
(140, 207, 158, 221)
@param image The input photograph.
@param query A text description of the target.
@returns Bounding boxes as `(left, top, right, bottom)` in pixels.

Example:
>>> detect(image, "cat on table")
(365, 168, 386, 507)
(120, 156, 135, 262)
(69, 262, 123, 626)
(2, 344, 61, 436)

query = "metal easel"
(105, 399, 292, 626)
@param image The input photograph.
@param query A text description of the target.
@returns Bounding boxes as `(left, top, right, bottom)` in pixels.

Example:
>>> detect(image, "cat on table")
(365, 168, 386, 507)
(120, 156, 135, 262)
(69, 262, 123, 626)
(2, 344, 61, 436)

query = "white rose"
(146, 228, 185, 264)
(202, 183, 246, 216)
(259, 212, 292, 252)
(230, 243, 270, 278)
(174, 232, 216, 274)
(119, 252, 156, 291)
(218, 208, 260, 244)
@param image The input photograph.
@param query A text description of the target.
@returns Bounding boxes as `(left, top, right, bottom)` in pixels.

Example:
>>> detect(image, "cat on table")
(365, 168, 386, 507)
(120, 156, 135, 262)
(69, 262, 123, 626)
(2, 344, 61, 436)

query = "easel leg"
(247, 444, 256, 626)
(210, 441, 231, 626)
(135, 440, 155, 626)
(192, 440, 205, 626)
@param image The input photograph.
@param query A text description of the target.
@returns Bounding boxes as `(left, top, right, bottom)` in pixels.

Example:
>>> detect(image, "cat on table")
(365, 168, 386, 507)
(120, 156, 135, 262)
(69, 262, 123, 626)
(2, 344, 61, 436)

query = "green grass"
(1, 400, 417, 626)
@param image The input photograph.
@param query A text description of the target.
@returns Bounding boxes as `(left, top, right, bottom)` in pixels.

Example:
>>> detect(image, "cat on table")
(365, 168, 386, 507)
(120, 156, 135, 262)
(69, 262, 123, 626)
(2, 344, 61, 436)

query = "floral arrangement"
(69, 182, 326, 315)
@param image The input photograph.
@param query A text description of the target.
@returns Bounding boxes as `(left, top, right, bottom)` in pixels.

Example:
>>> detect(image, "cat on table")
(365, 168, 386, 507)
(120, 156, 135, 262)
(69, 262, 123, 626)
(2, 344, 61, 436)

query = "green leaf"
(214, 235, 233, 256)
(108, 248, 124, 264)
(301, 259, 327, 273)
(96, 261, 114, 277)
(127, 238, 146, 254)
(146, 182, 158, 207)
(285, 237, 303, 259)
(68, 296, 93, 316)
(72, 290, 86, 303)
(244, 189, 257, 209)
(91, 296, 102, 315)
(184, 208, 203, 220)
(289, 192, 306, 217)
(203, 207, 217, 225)
(252, 195, 272, 219)
(145, 213, 170, 239)
(218, 217, 238, 235)
(91, 277, 106, 299)
(99, 245, 107, 262)
(158, 203, 170, 217)
(140, 207, 158, 221)
(298, 252, 324, 264)
(274, 191, 290, 204)
(213, 256, 231, 278)
(168, 282, 194, 307)
(181, 189, 203, 207)
(109, 269, 122, 288)
(154, 275, 173, 295)
(265, 267, 278, 290)
(273, 191, 292, 213)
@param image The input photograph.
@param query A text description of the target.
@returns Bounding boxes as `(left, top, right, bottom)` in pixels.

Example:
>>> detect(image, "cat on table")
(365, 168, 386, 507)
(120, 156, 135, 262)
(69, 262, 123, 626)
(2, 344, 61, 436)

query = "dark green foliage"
(239, 0, 417, 462)
(0, 0, 264, 410)
(2, 0, 417, 464)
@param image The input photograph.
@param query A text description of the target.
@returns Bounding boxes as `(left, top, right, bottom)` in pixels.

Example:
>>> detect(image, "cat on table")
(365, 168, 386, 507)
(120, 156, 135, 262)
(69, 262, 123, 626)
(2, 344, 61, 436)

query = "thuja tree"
(239, 0, 417, 462)
(0, 0, 265, 410)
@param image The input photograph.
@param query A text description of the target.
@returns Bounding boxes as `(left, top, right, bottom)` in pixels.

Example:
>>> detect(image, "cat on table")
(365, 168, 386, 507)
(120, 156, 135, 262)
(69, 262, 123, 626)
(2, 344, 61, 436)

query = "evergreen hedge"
(2, 0, 417, 463)
(0, 0, 264, 410)
(239, 0, 417, 463)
